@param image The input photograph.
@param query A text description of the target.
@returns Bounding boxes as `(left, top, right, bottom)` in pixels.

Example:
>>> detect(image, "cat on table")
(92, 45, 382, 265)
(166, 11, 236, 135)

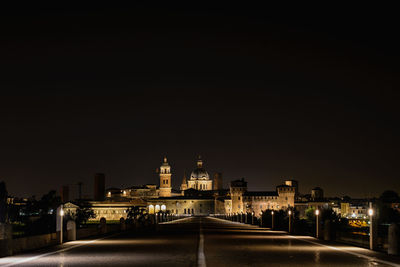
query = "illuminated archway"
(148, 205, 155, 214)
(161, 204, 166, 211)
(155, 205, 160, 213)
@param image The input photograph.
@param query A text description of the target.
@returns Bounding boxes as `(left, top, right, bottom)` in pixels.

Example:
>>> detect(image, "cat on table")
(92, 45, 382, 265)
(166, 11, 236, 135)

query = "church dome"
(190, 156, 210, 180)
(190, 168, 210, 180)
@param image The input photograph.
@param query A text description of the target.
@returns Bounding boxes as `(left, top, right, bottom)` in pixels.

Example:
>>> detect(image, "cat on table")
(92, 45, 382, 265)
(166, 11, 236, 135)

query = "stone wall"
(12, 233, 58, 255)
(1, 223, 127, 257)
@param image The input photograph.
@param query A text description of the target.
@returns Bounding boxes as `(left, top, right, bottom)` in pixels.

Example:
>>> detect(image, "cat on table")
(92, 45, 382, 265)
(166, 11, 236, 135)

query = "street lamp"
(368, 204, 375, 250)
(368, 208, 373, 216)
(288, 210, 292, 233)
(59, 207, 64, 244)
(271, 211, 274, 230)
(315, 209, 320, 238)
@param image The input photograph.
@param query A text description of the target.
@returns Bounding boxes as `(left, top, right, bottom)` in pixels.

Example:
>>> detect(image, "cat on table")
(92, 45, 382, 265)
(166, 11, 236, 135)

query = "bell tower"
(159, 156, 172, 197)
(180, 171, 188, 194)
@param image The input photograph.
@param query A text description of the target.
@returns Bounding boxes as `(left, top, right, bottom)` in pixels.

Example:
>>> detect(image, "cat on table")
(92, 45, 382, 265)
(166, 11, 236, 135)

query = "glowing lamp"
(60, 208, 64, 216)
(315, 209, 319, 216)
(271, 211, 274, 215)
(368, 208, 373, 216)
(288, 210, 292, 215)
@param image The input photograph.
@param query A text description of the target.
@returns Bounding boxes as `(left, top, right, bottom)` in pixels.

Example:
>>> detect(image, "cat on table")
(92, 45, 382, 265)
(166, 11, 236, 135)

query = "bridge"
(0, 216, 399, 267)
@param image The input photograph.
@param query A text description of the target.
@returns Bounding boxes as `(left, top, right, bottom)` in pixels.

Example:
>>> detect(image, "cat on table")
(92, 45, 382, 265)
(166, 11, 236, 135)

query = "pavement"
(1, 216, 400, 267)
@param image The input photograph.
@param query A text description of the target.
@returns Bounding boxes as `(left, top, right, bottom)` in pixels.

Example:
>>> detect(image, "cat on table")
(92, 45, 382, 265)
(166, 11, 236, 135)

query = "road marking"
(197, 218, 206, 267)
(0, 233, 121, 267)
(159, 216, 193, 224)
(289, 235, 400, 267)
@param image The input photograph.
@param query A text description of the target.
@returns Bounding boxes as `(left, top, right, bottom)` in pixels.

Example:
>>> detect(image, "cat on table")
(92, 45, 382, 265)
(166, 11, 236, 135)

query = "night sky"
(0, 3, 399, 199)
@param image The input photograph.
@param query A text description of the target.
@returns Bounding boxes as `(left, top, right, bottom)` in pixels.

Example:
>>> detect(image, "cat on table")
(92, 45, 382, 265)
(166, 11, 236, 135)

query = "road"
(1, 216, 399, 267)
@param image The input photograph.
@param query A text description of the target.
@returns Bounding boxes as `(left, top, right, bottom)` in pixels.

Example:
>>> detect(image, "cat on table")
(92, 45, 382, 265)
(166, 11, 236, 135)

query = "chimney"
(213, 172, 223, 190)
(94, 173, 105, 201)
(60, 185, 69, 203)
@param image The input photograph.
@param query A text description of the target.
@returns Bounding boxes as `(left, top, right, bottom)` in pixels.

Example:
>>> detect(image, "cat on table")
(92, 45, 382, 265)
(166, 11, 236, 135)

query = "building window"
(166, 180, 168, 184)
(184, 208, 186, 214)
(238, 196, 240, 200)
(192, 208, 194, 214)
(188, 209, 190, 214)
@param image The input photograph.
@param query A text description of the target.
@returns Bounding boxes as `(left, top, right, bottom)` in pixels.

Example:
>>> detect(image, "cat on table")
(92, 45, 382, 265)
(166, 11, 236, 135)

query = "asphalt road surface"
(1, 217, 399, 267)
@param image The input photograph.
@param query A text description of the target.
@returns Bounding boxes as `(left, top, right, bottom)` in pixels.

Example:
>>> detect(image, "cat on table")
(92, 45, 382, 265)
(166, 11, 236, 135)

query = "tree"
(126, 206, 147, 225)
(0, 181, 8, 223)
(379, 190, 400, 203)
(66, 202, 95, 227)
(25, 190, 61, 235)
(37, 190, 61, 216)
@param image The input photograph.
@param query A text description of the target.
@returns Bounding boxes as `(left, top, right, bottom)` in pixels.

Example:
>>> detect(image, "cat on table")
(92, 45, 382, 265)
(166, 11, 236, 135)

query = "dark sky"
(0, 3, 399, 199)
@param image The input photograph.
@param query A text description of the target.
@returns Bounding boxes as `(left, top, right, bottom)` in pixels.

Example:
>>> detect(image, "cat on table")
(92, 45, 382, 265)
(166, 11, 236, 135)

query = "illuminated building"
(65, 156, 296, 221)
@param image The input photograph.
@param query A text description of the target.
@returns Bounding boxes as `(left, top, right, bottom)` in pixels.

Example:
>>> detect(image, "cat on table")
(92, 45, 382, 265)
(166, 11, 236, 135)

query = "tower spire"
(180, 171, 188, 193)
(197, 155, 203, 168)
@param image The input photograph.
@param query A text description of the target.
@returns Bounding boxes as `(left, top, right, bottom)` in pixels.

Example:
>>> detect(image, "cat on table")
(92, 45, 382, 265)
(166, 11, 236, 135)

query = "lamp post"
(271, 211, 274, 230)
(252, 212, 255, 225)
(368, 203, 376, 250)
(288, 210, 292, 233)
(260, 211, 263, 227)
(315, 209, 320, 238)
(59, 207, 64, 244)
